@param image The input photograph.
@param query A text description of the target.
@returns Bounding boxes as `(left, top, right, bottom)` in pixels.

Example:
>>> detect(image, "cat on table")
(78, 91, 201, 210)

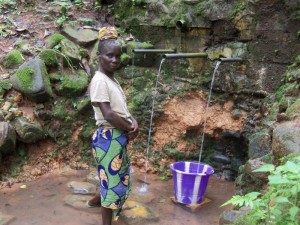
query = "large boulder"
(60, 38, 82, 67)
(14, 117, 44, 143)
(0, 121, 16, 156)
(244, 158, 269, 181)
(62, 26, 98, 47)
(56, 70, 89, 97)
(248, 129, 272, 159)
(10, 58, 53, 103)
(272, 121, 300, 159)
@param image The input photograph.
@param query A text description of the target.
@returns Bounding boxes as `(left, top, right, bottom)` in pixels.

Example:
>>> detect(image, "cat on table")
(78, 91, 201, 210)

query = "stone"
(248, 129, 272, 159)
(121, 200, 159, 225)
(67, 181, 96, 195)
(211, 152, 231, 164)
(64, 194, 99, 213)
(0, 122, 16, 156)
(272, 121, 300, 159)
(56, 70, 89, 97)
(86, 169, 99, 186)
(0, 212, 15, 225)
(244, 158, 268, 181)
(219, 207, 251, 225)
(62, 26, 98, 47)
(14, 117, 44, 143)
(60, 39, 82, 66)
(10, 58, 53, 103)
(0, 111, 4, 121)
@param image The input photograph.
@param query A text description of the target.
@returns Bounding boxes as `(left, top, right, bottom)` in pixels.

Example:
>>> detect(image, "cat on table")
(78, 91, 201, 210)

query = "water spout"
(218, 57, 243, 62)
(133, 49, 176, 54)
(163, 53, 208, 59)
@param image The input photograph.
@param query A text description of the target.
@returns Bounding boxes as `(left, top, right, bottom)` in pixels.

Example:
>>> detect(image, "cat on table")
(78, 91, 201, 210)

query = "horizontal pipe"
(218, 57, 243, 62)
(132, 49, 176, 53)
(163, 53, 207, 59)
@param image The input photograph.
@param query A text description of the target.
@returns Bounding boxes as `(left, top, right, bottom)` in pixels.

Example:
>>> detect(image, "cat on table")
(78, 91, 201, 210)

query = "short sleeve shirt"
(90, 71, 132, 127)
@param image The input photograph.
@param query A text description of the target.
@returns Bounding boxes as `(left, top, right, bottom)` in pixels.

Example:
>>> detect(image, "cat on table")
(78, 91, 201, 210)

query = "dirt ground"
(0, 166, 234, 225)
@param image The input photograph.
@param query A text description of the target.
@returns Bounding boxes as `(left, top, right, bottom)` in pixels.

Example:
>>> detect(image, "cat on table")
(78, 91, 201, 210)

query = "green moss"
(41, 60, 53, 97)
(286, 99, 300, 118)
(48, 33, 65, 48)
(3, 50, 24, 68)
(58, 70, 89, 97)
(121, 53, 131, 65)
(39, 49, 58, 67)
(79, 48, 89, 58)
(266, 102, 279, 121)
(49, 72, 61, 82)
(127, 41, 154, 51)
(0, 79, 12, 90)
(15, 67, 34, 92)
(232, 0, 246, 16)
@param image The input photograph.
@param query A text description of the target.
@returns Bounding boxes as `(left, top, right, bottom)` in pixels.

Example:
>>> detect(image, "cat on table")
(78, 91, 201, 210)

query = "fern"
(221, 192, 261, 208)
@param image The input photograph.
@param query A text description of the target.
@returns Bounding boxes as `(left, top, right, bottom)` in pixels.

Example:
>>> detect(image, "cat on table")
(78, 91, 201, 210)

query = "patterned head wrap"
(98, 27, 118, 41)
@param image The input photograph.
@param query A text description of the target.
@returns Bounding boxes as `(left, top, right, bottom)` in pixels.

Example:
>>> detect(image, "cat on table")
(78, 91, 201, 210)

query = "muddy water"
(0, 167, 234, 225)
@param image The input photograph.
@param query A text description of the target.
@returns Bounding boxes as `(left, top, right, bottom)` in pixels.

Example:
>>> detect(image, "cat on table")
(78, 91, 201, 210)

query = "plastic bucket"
(170, 161, 214, 205)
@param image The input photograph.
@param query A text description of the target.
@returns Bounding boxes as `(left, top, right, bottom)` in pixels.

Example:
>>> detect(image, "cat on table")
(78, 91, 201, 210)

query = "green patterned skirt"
(92, 128, 131, 220)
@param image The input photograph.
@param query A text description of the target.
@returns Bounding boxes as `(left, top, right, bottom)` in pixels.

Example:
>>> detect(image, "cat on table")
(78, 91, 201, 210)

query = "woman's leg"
(102, 207, 112, 225)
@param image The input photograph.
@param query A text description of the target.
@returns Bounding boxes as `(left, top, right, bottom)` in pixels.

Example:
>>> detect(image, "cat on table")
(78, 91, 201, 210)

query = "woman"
(89, 27, 139, 225)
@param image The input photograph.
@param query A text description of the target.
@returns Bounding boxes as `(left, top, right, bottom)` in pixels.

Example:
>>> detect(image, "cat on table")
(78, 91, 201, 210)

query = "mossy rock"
(38, 49, 58, 67)
(2, 50, 24, 69)
(10, 58, 53, 103)
(13, 67, 35, 93)
(75, 97, 92, 114)
(56, 70, 89, 97)
(47, 33, 65, 48)
(275, 82, 299, 100)
(60, 38, 82, 67)
(286, 99, 300, 119)
(88, 41, 99, 76)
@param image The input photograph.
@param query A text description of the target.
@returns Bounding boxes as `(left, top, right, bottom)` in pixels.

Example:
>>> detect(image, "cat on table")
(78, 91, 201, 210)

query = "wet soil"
(0, 166, 234, 225)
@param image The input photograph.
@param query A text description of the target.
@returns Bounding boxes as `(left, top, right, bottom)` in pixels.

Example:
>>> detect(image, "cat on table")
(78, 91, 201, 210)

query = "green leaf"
(289, 206, 299, 218)
(285, 161, 300, 173)
(275, 197, 289, 203)
(268, 175, 290, 184)
(253, 164, 275, 173)
(245, 192, 261, 199)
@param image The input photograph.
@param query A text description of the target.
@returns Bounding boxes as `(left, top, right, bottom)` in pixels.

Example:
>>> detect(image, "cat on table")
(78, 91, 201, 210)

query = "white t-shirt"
(90, 71, 132, 128)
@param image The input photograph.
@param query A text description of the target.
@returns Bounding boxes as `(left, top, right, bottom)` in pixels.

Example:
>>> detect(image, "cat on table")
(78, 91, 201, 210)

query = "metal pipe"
(163, 53, 207, 59)
(132, 49, 176, 54)
(218, 57, 243, 62)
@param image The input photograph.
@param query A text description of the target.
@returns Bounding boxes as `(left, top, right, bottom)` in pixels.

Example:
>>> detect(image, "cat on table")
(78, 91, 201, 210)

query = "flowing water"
(197, 60, 222, 172)
(137, 58, 166, 194)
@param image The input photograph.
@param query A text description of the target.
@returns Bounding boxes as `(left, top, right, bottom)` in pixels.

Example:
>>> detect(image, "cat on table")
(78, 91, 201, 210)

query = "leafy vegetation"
(222, 154, 300, 225)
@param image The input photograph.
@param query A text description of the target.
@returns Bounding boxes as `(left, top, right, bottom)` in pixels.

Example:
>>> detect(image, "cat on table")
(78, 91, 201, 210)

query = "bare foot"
(87, 193, 101, 207)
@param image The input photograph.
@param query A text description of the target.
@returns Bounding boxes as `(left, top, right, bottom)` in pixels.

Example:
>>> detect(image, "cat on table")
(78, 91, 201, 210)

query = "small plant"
(221, 154, 300, 225)
(55, 6, 69, 27)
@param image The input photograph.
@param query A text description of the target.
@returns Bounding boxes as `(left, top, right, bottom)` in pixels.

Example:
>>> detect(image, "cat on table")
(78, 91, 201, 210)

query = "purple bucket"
(170, 161, 214, 205)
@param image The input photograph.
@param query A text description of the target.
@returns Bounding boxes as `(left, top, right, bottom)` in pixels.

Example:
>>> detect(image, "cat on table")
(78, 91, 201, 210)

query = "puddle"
(0, 167, 234, 225)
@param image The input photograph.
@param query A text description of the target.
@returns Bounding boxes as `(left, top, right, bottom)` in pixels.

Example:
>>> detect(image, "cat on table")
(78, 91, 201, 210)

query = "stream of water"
(137, 58, 166, 193)
(197, 60, 221, 172)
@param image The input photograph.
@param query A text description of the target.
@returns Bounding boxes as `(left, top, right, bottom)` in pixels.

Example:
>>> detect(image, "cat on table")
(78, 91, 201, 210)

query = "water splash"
(197, 60, 222, 172)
